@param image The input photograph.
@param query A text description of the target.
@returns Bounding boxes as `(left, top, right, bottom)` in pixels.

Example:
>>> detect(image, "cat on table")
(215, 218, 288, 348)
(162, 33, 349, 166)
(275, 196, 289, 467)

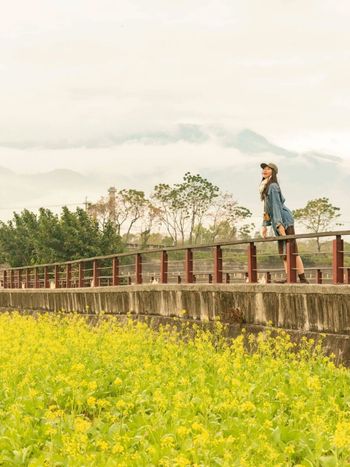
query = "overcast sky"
(1, 1, 350, 155)
(0, 0, 349, 223)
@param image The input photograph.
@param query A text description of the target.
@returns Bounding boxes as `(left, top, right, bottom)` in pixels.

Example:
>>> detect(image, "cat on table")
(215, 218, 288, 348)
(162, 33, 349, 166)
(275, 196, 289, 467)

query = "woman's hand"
(277, 224, 286, 235)
(261, 226, 267, 238)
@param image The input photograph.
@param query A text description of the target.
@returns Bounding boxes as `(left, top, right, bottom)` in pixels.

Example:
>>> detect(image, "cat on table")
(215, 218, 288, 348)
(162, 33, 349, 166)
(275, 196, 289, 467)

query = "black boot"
(298, 273, 309, 284)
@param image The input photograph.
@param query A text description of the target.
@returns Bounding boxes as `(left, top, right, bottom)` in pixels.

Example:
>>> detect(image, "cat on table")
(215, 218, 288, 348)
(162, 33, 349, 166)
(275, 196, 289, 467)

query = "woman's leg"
(282, 256, 308, 282)
(283, 259, 287, 273)
(277, 229, 308, 283)
(296, 255, 304, 275)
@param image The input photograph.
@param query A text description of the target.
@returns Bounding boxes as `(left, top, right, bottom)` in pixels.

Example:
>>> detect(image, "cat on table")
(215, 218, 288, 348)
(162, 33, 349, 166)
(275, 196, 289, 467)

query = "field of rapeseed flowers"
(0, 312, 350, 466)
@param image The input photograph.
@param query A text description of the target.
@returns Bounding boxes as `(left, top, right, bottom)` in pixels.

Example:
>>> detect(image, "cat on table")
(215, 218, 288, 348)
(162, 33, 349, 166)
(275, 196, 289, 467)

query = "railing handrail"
(1, 229, 349, 271)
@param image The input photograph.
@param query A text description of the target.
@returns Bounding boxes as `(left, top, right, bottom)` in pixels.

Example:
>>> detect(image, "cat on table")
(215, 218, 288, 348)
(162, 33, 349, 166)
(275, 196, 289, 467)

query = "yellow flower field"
(0, 312, 349, 466)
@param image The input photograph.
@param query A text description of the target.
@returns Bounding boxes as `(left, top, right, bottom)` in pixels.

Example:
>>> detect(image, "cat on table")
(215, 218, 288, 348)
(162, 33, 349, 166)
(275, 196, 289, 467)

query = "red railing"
(1, 231, 350, 289)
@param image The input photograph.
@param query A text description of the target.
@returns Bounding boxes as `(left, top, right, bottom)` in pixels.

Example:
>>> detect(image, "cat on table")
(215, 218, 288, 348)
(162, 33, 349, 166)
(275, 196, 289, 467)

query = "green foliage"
(87, 174, 252, 248)
(151, 173, 254, 246)
(293, 198, 342, 252)
(0, 207, 123, 267)
(152, 173, 220, 245)
(0, 210, 38, 266)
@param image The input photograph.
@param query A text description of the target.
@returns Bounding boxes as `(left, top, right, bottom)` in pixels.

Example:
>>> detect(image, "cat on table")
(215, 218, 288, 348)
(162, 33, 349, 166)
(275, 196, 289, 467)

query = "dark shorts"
(278, 225, 298, 258)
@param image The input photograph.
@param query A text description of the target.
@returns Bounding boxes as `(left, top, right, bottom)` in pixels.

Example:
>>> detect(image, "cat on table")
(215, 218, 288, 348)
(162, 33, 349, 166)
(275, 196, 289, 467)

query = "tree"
(238, 223, 256, 239)
(59, 207, 103, 260)
(152, 173, 220, 245)
(206, 192, 253, 242)
(151, 183, 183, 245)
(0, 207, 123, 267)
(0, 210, 39, 266)
(34, 209, 62, 263)
(293, 198, 342, 252)
(88, 187, 149, 243)
(177, 172, 220, 244)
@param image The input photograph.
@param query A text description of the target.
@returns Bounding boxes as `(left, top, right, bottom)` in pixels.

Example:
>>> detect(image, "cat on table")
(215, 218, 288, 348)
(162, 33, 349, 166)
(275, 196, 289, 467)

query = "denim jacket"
(262, 183, 294, 236)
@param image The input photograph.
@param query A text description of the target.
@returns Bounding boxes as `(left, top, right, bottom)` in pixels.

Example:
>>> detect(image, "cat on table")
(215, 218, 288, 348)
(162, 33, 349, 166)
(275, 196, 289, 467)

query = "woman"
(260, 162, 309, 284)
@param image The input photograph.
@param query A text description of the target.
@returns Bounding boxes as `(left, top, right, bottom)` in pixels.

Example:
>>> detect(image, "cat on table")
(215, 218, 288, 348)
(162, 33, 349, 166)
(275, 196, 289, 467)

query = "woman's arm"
(269, 184, 285, 228)
(261, 226, 267, 238)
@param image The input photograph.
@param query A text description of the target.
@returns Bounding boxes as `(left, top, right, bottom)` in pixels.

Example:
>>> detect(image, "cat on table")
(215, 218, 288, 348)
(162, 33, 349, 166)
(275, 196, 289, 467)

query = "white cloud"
(0, 0, 349, 193)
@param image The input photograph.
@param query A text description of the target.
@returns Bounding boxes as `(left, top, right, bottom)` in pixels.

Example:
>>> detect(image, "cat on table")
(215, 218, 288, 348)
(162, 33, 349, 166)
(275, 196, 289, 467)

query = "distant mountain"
(221, 129, 298, 158)
(0, 128, 348, 228)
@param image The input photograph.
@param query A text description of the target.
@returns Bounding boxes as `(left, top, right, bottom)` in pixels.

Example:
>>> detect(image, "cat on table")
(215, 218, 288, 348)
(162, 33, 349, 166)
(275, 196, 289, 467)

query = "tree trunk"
(317, 237, 321, 253)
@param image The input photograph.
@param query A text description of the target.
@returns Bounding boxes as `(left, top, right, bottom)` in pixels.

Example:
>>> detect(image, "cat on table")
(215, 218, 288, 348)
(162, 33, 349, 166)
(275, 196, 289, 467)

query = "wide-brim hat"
(260, 162, 278, 174)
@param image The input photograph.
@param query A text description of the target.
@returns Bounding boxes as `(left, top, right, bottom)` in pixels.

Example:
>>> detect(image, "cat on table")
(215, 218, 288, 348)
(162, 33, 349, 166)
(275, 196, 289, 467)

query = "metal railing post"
(66, 263, 72, 288)
(35, 267, 40, 288)
(44, 266, 50, 288)
(247, 242, 257, 283)
(25, 268, 30, 288)
(160, 250, 168, 284)
(112, 257, 119, 286)
(286, 240, 297, 283)
(185, 248, 193, 283)
(54, 265, 59, 289)
(214, 245, 223, 283)
(93, 260, 99, 287)
(10, 270, 14, 289)
(316, 269, 322, 284)
(79, 262, 84, 288)
(135, 254, 142, 284)
(333, 235, 344, 284)
(18, 269, 22, 289)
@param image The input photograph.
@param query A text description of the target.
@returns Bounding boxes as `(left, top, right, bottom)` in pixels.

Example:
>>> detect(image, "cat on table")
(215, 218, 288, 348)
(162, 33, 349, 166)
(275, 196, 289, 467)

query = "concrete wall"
(1, 284, 350, 363)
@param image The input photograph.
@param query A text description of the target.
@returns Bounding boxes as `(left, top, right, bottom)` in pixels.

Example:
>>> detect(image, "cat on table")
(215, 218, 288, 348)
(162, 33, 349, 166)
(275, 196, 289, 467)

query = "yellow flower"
(114, 377, 123, 386)
(97, 399, 111, 408)
(191, 422, 204, 432)
(96, 439, 109, 451)
(334, 421, 350, 448)
(193, 430, 210, 447)
(225, 435, 235, 443)
(72, 363, 85, 372)
(28, 388, 38, 398)
(276, 391, 288, 403)
(263, 420, 273, 430)
(176, 426, 190, 437)
(88, 381, 97, 391)
(240, 401, 256, 412)
(116, 399, 127, 409)
(307, 376, 321, 391)
(112, 443, 124, 454)
(87, 396, 96, 407)
(284, 444, 295, 455)
(175, 455, 191, 466)
(45, 426, 57, 435)
(74, 417, 91, 433)
(161, 435, 175, 448)
(223, 450, 233, 462)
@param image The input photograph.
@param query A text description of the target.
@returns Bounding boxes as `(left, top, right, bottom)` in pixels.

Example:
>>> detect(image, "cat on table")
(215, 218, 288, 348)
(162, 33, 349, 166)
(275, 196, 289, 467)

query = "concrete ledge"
(1, 284, 350, 364)
(0, 284, 349, 335)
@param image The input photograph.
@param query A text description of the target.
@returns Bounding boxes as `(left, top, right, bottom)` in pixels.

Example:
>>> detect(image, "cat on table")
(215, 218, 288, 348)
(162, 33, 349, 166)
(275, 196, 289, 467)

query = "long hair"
(261, 169, 279, 201)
